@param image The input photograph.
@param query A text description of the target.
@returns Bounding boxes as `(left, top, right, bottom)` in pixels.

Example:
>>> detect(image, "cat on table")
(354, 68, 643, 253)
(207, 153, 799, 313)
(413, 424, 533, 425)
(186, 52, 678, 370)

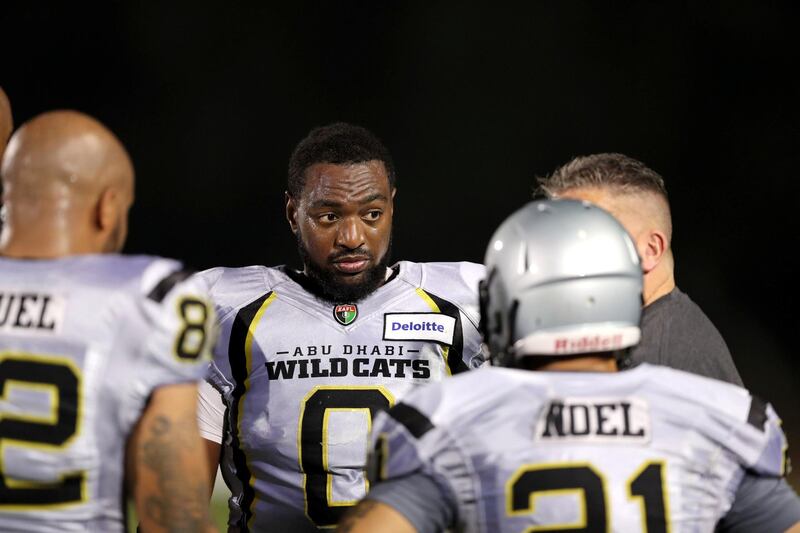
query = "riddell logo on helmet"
(554, 334, 624, 354)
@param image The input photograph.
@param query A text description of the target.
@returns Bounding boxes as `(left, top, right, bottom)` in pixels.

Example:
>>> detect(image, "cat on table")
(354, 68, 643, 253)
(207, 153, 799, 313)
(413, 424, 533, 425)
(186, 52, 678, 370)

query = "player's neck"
(537, 355, 618, 373)
(643, 256, 675, 306)
(0, 223, 103, 259)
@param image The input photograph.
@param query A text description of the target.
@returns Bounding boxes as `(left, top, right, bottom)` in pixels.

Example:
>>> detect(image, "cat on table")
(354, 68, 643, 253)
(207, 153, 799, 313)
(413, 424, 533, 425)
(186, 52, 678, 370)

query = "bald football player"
(0, 87, 12, 161)
(0, 111, 218, 532)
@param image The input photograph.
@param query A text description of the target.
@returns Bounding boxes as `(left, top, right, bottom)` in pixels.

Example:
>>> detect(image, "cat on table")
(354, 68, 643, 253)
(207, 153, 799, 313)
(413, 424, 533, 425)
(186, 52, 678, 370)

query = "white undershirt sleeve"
(197, 379, 226, 444)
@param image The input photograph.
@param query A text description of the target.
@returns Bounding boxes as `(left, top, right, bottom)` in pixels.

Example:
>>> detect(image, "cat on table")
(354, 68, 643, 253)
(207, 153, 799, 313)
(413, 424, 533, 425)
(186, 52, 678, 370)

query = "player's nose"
(335, 216, 366, 250)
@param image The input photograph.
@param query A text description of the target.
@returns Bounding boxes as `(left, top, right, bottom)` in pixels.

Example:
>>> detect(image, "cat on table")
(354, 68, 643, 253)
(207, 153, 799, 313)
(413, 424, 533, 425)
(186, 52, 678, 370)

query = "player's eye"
(318, 213, 338, 223)
(363, 210, 382, 221)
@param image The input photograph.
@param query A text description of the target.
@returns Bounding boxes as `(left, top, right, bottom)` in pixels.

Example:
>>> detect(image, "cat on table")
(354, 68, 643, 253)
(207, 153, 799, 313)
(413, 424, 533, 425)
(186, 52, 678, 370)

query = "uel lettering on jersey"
(265, 358, 431, 381)
(0, 291, 64, 334)
(536, 397, 651, 444)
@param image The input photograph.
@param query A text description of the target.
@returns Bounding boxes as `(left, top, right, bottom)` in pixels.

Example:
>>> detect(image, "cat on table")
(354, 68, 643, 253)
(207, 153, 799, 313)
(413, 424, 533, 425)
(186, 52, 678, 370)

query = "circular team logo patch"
(334, 304, 358, 325)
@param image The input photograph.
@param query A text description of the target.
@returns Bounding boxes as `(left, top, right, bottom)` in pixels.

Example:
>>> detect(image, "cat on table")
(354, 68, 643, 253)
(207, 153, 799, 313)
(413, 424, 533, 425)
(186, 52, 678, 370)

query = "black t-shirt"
(627, 287, 743, 386)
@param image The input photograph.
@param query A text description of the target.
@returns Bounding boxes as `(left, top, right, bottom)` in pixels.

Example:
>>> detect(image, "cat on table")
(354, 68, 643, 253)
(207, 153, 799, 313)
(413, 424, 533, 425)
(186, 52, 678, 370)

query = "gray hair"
(535, 153, 668, 200)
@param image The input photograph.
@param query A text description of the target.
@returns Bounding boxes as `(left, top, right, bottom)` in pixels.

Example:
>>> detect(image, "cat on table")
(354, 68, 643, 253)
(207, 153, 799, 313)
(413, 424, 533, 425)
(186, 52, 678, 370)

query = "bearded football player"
(196, 122, 485, 532)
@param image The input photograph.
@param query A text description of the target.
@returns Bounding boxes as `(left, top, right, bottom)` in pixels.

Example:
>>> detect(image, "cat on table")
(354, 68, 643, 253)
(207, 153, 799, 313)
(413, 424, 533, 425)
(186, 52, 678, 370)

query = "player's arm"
(127, 382, 217, 533)
(337, 500, 416, 533)
(715, 472, 800, 533)
(197, 378, 226, 498)
(337, 471, 455, 533)
(204, 439, 222, 495)
(716, 397, 800, 533)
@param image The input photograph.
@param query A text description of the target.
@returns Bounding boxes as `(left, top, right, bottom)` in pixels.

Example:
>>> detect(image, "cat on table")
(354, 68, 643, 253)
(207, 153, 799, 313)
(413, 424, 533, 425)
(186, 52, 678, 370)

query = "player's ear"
(639, 229, 667, 273)
(96, 186, 120, 232)
(285, 191, 299, 234)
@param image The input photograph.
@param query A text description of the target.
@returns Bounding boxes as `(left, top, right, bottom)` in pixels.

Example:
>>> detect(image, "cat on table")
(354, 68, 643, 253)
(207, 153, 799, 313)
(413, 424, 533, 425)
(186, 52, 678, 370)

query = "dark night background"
(2, 2, 798, 487)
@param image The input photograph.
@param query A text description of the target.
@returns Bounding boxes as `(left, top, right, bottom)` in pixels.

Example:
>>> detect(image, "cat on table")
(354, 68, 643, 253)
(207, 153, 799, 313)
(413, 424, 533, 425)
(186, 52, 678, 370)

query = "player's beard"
(296, 234, 393, 304)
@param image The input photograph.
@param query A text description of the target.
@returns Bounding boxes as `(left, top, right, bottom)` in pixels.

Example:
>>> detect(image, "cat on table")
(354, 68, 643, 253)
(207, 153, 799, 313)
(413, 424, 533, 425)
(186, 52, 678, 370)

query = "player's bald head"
(1, 110, 135, 257)
(1, 110, 134, 201)
(0, 87, 13, 162)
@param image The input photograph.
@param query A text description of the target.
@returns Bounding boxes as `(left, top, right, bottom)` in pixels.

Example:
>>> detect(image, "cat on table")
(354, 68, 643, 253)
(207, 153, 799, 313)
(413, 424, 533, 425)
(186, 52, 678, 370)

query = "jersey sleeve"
(118, 261, 218, 430)
(704, 388, 790, 479)
(420, 262, 488, 371)
(739, 400, 789, 477)
(651, 367, 789, 479)
(187, 266, 245, 389)
(188, 266, 271, 448)
(454, 262, 487, 370)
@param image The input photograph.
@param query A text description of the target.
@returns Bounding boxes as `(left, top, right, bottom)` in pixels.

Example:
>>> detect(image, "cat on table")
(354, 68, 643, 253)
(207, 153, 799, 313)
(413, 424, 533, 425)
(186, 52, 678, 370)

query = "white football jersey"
(0, 255, 214, 532)
(197, 261, 485, 531)
(370, 364, 788, 533)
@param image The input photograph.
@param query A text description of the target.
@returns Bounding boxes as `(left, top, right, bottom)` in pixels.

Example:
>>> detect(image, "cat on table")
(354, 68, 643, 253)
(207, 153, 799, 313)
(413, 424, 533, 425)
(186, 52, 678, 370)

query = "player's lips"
(331, 256, 370, 274)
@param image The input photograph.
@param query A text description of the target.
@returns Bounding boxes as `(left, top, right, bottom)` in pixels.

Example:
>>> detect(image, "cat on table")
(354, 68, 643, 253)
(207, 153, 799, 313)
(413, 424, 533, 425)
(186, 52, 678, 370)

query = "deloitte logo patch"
(333, 304, 358, 325)
(383, 313, 456, 345)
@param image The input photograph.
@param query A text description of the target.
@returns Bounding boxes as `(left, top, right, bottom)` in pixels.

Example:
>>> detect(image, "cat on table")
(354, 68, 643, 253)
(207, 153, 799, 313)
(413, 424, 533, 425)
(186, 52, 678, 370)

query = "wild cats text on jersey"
(264, 343, 431, 381)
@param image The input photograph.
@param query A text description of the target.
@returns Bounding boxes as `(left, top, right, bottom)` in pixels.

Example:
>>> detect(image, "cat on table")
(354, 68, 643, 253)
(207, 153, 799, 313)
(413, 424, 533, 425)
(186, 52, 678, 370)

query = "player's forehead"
(300, 160, 391, 207)
(555, 186, 614, 208)
(555, 186, 637, 219)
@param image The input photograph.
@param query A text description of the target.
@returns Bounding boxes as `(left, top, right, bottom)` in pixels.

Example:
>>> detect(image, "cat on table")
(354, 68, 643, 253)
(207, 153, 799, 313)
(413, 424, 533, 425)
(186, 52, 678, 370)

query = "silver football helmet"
(480, 199, 643, 367)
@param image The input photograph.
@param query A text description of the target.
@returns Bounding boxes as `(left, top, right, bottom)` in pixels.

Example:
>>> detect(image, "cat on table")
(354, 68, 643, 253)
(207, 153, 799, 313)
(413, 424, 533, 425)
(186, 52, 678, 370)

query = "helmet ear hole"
(506, 299, 519, 348)
(498, 299, 520, 367)
(478, 277, 490, 342)
(478, 268, 497, 344)
(492, 311, 503, 334)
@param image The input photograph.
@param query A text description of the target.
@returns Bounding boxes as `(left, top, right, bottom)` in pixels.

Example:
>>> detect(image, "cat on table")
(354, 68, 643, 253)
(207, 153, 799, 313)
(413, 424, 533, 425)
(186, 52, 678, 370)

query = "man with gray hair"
(535, 153, 742, 385)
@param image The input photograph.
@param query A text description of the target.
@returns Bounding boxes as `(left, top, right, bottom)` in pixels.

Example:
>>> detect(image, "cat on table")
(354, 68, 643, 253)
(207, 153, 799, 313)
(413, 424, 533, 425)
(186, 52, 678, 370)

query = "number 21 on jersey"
(507, 461, 670, 532)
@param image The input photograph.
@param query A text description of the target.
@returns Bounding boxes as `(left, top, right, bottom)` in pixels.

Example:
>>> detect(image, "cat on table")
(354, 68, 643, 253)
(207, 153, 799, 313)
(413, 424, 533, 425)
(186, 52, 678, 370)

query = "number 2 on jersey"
(507, 461, 669, 532)
(0, 353, 85, 509)
(299, 386, 395, 527)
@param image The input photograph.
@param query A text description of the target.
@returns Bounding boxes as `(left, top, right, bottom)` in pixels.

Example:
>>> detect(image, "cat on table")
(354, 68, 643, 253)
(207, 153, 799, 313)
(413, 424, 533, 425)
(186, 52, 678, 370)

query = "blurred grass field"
(209, 473, 231, 531)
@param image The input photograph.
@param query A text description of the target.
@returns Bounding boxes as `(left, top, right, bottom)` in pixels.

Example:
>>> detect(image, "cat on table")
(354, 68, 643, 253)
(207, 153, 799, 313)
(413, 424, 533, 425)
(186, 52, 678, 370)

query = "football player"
(196, 122, 485, 531)
(341, 199, 800, 532)
(0, 110, 218, 532)
(0, 87, 12, 161)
